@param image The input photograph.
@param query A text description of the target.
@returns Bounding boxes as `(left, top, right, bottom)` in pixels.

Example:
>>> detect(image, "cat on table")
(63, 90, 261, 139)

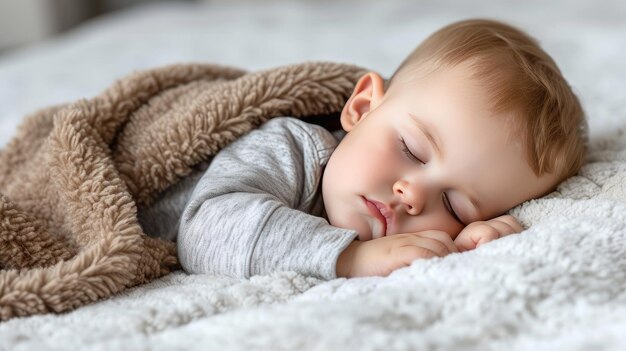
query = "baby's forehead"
(388, 95, 524, 154)
(395, 65, 524, 120)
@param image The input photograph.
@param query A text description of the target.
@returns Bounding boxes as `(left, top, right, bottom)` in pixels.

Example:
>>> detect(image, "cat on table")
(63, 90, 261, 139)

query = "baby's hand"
(336, 230, 458, 278)
(453, 214, 523, 252)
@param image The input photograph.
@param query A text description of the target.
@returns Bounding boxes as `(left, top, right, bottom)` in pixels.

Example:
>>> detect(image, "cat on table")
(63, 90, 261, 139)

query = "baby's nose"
(393, 180, 426, 215)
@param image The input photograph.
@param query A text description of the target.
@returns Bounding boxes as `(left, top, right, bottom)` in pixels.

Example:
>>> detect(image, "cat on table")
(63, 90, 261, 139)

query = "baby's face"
(322, 64, 558, 241)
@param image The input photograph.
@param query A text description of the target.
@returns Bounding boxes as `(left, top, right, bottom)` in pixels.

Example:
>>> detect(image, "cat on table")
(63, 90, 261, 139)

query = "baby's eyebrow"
(408, 113, 443, 159)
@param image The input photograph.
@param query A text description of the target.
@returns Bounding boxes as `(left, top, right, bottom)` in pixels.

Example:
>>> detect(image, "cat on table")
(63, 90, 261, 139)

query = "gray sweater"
(138, 117, 359, 280)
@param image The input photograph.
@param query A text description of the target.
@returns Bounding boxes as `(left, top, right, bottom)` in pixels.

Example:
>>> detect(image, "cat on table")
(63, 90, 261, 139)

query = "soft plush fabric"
(0, 62, 366, 320)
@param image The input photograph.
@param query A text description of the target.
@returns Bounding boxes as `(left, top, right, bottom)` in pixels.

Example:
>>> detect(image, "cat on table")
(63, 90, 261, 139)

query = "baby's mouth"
(362, 196, 387, 238)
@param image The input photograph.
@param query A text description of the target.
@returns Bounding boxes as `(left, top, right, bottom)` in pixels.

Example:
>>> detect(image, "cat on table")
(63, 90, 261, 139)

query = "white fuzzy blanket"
(1, 1, 625, 350)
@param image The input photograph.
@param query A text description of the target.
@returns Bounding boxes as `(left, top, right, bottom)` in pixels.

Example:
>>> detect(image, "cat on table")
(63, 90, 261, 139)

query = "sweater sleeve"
(177, 117, 358, 280)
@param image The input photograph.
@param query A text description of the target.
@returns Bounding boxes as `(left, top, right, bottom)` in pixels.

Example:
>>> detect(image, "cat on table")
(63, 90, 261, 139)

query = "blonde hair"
(386, 19, 588, 184)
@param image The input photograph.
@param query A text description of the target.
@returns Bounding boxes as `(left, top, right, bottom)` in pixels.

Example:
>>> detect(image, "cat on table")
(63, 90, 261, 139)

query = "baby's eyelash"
(442, 192, 463, 224)
(399, 137, 424, 164)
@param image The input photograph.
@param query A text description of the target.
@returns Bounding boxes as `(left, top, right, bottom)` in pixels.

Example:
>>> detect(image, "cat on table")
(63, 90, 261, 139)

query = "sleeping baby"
(138, 19, 587, 279)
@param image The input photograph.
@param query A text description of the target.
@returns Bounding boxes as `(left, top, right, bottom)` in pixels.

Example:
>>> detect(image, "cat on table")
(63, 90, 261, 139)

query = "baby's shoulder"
(261, 117, 339, 151)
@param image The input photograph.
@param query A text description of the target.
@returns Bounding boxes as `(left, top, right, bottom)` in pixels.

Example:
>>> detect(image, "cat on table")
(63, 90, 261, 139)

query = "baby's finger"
(491, 215, 523, 232)
(453, 234, 476, 252)
(466, 224, 500, 248)
(398, 237, 448, 258)
(392, 233, 451, 259)
(475, 227, 501, 247)
(394, 245, 438, 266)
(413, 230, 459, 254)
(487, 216, 522, 237)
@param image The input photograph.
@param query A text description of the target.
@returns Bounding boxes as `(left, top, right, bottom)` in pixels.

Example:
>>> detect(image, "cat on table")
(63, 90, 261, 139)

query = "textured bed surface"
(1, 0, 626, 350)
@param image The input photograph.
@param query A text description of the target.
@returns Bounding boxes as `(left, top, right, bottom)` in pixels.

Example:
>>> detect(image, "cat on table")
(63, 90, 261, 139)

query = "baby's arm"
(177, 118, 358, 280)
(453, 214, 523, 252)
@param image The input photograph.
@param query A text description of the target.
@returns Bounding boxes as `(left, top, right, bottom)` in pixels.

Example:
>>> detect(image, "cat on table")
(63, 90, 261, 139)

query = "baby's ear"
(340, 72, 385, 132)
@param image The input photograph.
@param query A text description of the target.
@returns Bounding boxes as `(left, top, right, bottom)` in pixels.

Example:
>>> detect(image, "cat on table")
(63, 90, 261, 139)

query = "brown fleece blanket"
(0, 62, 367, 320)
